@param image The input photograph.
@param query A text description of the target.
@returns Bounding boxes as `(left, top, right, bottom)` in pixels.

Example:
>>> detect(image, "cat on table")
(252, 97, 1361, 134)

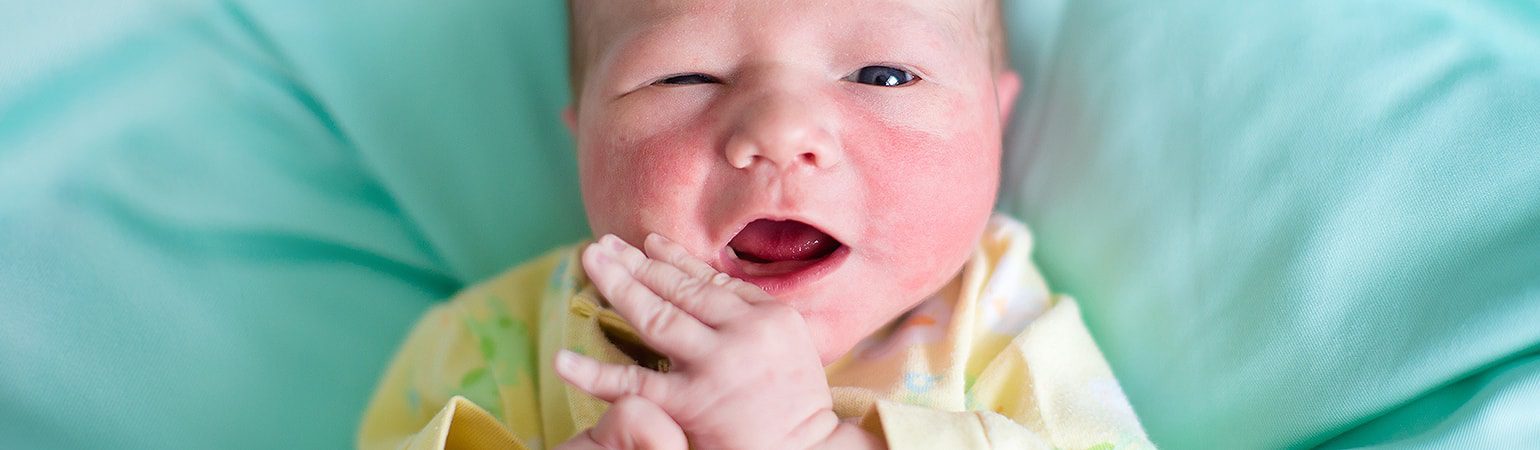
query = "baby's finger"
(644, 233, 776, 304)
(607, 235, 749, 326)
(584, 241, 714, 359)
(588, 395, 687, 450)
(554, 350, 674, 405)
(642, 233, 718, 279)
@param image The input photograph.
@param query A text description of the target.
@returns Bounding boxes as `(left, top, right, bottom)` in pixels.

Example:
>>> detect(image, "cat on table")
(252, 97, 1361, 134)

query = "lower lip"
(718, 245, 851, 296)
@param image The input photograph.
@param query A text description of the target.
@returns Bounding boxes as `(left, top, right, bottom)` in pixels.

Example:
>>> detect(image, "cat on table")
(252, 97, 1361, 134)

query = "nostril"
(799, 152, 817, 165)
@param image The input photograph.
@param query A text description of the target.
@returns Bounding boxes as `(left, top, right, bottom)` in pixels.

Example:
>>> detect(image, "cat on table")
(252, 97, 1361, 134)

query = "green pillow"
(0, 0, 582, 448)
(6, 0, 1537, 448)
(1000, 0, 1540, 447)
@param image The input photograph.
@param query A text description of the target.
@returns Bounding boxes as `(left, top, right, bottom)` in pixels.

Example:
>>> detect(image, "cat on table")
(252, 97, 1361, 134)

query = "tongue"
(729, 219, 840, 263)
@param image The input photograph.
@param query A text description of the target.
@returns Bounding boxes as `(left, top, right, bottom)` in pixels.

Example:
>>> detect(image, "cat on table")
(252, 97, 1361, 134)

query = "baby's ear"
(561, 106, 578, 136)
(993, 70, 1022, 124)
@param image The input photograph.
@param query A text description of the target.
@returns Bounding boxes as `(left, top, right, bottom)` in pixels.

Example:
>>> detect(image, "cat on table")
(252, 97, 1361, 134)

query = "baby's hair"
(565, 0, 1009, 96)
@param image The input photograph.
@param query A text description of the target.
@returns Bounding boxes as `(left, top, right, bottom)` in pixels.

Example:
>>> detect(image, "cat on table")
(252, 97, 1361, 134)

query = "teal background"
(1, 0, 1537, 448)
(1001, 0, 1540, 448)
(1, 0, 583, 448)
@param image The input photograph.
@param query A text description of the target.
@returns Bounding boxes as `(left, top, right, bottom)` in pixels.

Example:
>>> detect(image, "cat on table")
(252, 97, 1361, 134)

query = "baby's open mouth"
(726, 219, 844, 278)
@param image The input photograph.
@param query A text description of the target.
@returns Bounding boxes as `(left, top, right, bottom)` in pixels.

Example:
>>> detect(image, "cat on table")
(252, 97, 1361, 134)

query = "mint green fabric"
(0, 1, 582, 448)
(999, 0, 1540, 448)
(5, 0, 1538, 448)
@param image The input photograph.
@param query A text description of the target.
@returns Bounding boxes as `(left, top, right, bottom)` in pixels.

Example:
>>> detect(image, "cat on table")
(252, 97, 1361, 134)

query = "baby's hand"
(554, 395, 685, 450)
(555, 233, 856, 450)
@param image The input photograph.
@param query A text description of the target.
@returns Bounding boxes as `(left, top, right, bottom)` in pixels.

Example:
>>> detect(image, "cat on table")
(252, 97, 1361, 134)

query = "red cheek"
(630, 131, 708, 201)
(579, 121, 721, 240)
(840, 110, 999, 293)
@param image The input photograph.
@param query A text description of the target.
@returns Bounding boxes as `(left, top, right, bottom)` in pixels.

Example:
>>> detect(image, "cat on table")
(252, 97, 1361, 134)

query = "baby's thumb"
(562, 395, 686, 450)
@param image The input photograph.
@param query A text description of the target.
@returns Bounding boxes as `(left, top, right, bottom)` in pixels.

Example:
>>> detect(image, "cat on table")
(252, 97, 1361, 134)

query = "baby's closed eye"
(654, 73, 721, 86)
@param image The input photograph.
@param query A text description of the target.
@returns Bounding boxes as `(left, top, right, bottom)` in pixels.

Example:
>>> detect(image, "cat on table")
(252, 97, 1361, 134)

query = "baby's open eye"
(846, 65, 918, 87)
(654, 73, 720, 86)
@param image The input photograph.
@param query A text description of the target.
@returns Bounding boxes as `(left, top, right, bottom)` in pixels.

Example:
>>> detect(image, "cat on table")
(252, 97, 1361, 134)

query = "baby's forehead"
(579, 0, 983, 45)
(620, 0, 979, 16)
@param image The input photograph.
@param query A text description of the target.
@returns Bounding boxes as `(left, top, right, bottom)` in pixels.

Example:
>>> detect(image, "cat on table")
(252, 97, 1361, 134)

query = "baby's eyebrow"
(936, 4, 971, 40)
(607, 4, 970, 79)
(837, 14, 963, 64)
(850, 5, 972, 53)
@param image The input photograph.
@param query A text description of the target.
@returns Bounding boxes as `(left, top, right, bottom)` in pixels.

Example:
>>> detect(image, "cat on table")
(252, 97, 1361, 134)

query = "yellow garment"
(358, 215, 1152, 449)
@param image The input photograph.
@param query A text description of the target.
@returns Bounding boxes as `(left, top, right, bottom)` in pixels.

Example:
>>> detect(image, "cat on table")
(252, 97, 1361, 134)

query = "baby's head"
(564, 0, 1020, 364)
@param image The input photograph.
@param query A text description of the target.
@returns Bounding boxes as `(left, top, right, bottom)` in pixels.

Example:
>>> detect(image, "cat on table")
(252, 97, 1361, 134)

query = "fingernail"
(586, 244, 610, 265)
(555, 349, 578, 373)
(605, 234, 628, 252)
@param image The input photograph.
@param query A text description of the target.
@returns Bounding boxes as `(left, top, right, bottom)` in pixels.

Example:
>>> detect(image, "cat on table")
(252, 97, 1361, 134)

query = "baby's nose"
(723, 95, 842, 171)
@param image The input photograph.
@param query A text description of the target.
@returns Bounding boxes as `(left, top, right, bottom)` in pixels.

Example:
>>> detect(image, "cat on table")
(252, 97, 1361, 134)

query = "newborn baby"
(360, 0, 1151, 448)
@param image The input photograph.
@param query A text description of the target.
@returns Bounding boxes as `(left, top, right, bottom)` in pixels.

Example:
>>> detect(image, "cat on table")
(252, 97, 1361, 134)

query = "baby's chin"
(794, 265, 966, 366)
(794, 299, 891, 366)
(812, 327, 858, 366)
(809, 318, 887, 366)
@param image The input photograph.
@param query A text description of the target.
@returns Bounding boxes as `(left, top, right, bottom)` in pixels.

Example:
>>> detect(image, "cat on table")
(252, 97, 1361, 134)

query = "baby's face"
(569, 0, 1018, 364)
